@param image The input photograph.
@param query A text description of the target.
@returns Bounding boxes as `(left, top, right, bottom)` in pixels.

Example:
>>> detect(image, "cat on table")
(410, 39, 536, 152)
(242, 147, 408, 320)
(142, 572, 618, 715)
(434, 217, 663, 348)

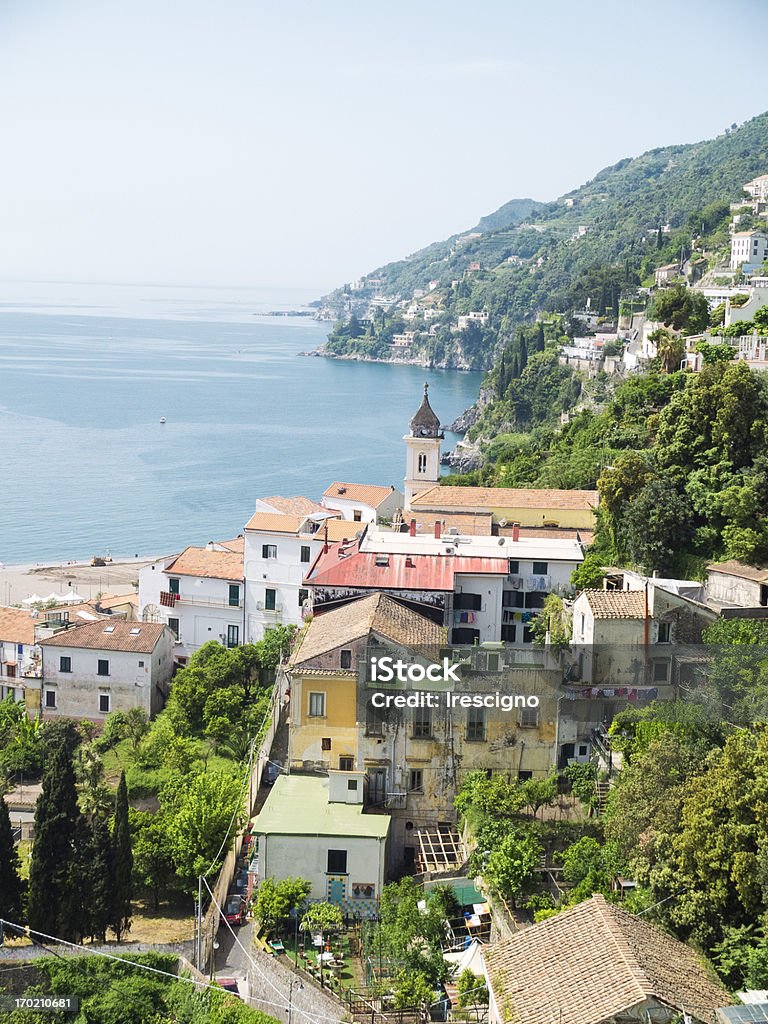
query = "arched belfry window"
(418, 452, 427, 474)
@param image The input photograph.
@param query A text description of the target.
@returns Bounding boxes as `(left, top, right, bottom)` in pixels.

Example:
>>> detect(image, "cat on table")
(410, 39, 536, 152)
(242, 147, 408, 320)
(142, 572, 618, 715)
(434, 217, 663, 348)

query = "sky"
(1, 0, 767, 294)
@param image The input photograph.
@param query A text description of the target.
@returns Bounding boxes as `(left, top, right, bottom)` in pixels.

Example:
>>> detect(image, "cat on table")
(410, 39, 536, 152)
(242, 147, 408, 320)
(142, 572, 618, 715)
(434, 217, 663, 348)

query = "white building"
(403, 384, 443, 511)
(0, 607, 42, 702)
(730, 231, 768, 273)
(744, 174, 768, 204)
(251, 772, 389, 917)
(321, 482, 402, 524)
(38, 620, 174, 721)
(138, 539, 244, 663)
(244, 510, 355, 642)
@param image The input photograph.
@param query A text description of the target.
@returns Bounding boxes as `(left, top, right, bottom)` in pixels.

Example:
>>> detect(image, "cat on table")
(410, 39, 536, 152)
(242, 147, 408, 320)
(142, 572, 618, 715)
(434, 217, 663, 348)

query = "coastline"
(298, 349, 478, 372)
(0, 554, 166, 607)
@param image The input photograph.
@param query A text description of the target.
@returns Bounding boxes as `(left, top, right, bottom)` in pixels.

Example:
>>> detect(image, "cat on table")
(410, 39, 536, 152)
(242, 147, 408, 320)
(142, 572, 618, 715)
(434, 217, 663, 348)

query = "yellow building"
(410, 485, 598, 530)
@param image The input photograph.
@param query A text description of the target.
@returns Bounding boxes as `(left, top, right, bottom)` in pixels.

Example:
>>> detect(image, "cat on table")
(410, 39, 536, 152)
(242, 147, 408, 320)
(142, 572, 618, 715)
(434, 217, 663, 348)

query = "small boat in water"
(159, 417, 166, 424)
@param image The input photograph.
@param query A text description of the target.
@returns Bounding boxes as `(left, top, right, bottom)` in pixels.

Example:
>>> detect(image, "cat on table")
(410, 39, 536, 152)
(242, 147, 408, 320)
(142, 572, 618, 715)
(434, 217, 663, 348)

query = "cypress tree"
(111, 772, 132, 941)
(27, 740, 79, 939)
(0, 796, 24, 930)
(536, 321, 545, 352)
(88, 817, 114, 942)
(59, 815, 94, 944)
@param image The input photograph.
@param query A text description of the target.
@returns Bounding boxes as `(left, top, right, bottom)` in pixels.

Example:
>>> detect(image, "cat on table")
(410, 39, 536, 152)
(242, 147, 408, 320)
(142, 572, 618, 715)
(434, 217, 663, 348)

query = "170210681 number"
(0, 995, 79, 1011)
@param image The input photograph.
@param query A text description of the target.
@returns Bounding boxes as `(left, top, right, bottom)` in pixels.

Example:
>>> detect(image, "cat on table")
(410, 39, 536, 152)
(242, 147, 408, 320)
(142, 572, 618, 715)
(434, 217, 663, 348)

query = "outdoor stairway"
(594, 780, 610, 815)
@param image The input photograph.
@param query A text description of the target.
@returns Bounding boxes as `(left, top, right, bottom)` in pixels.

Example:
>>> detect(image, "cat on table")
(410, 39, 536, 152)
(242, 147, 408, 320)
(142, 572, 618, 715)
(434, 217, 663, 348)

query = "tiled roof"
(322, 482, 397, 508)
(582, 590, 647, 619)
(261, 496, 325, 516)
(0, 606, 38, 645)
(483, 895, 730, 1024)
(411, 485, 599, 511)
(291, 593, 446, 667)
(244, 512, 303, 534)
(95, 593, 139, 610)
(306, 543, 509, 592)
(706, 560, 768, 583)
(314, 519, 363, 543)
(164, 546, 243, 581)
(39, 620, 169, 654)
(400, 512, 494, 536)
(217, 536, 245, 554)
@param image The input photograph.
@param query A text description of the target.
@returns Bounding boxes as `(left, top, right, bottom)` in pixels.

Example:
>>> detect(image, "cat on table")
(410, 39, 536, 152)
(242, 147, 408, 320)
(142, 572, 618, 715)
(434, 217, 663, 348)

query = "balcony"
(173, 594, 243, 610)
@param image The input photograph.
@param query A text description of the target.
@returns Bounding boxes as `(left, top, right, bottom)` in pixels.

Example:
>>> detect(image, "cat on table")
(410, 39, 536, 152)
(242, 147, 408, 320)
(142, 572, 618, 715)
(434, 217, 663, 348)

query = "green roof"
(252, 775, 390, 840)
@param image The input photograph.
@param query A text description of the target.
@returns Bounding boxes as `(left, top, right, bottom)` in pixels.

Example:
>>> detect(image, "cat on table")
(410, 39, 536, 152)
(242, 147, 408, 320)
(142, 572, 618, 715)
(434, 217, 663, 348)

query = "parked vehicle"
(215, 977, 241, 998)
(264, 759, 282, 786)
(223, 894, 245, 926)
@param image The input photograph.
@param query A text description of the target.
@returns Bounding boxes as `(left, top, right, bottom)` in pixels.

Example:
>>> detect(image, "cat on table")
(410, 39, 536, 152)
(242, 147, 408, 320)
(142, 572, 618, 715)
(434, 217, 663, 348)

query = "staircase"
(594, 780, 610, 815)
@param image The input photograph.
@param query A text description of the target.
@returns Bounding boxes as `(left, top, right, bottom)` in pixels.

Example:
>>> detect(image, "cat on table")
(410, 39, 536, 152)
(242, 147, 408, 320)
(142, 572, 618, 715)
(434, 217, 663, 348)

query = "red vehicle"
(223, 894, 245, 926)
(215, 978, 241, 999)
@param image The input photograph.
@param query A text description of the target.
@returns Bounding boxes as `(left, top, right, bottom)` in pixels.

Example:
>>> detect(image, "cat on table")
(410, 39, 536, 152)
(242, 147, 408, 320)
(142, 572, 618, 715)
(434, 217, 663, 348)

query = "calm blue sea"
(0, 282, 482, 563)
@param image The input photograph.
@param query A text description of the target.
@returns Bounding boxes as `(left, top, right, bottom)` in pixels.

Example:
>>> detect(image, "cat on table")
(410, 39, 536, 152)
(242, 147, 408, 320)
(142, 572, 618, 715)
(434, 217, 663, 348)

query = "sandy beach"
(0, 554, 170, 607)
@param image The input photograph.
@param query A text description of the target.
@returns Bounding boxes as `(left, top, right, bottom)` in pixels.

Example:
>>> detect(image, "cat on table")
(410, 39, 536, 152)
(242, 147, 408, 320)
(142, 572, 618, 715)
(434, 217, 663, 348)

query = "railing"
(173, 594, 243, 609)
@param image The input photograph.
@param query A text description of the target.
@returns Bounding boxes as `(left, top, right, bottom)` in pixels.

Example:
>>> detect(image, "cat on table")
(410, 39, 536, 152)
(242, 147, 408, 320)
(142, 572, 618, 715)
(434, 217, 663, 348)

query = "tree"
(253, 877, 311, 934)
(457, 968, 488, 1007)
(649, 327, 686, 374)
(131, 810, 177, 910)
(649, 285, 709, 334)
(484, 827, 542, 906)
(571, 553, 606, 591)
(301, 901, 342, 935)
(0, 795, 24, 926)
(88, 817, 114, 942)
(27, 737, 80, 939)
(518, 773, 558, 818)
(559, 836, 618, 902)
(163, 768, 243, 888)
(392, 970, 433, 1009)
(622, 478, 692, 574)
(697, 341, 736, 365)
(112, 771, 133, 941)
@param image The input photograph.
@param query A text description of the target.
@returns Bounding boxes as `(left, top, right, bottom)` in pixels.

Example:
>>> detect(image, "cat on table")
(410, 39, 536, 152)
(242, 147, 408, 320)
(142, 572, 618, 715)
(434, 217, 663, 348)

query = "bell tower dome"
(403, 383, 443, 511)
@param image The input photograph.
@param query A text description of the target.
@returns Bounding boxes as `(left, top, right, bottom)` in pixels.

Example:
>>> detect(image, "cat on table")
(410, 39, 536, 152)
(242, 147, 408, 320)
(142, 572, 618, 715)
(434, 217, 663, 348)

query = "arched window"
(418, 452, 427, 474)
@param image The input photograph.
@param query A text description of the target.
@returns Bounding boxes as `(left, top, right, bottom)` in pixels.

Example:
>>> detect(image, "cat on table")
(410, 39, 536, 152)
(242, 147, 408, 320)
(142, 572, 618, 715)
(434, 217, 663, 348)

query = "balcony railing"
(173, 594, 243, 609)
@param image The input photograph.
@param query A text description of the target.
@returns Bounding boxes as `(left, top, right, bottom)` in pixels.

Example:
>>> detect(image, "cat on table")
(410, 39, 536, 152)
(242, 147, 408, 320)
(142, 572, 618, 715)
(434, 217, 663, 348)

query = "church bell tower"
(403, 383, 444, 511)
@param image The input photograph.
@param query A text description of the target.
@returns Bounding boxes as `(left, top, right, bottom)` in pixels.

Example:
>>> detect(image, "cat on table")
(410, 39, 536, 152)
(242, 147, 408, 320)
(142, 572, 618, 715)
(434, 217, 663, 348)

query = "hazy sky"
(1, 0, 766, 292)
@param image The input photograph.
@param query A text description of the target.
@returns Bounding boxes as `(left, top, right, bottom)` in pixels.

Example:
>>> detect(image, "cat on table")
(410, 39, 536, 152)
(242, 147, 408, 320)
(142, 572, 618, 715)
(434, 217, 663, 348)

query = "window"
(300, 545, 311, 563)
(418, 452, 427, 473)
(653, 661, 669, 683)
(454, 592, 482, 611)
(502, 591, 524, 608)
(518, 770, 533, 781)
(226, 624, 239, 649)
(520, 706, 540, 728)
(168, 617, 180, 639)
(508, 560, 519, 575)
(97, 659, 109, 676)
(265, 589, 276, 611)
(761, 584, 768, 608)
(228, 584, 240, 607)
(353, 510, 362, 522)
(347, 779, 358, 791)
(168, 578, 179, 595)
(339, 756, 354, 771)
(44, 689, 56, 709)
(6, 664, 16, 679)
(501, 624, 516, 642)
(657, 622, 671, 644)
(366, 704, 384, 736)
(523, 626, 536, 644)
(298, 588, 309, 607)
(578, 744, 589, 756)
(322, 737, 332, 751)
(413, 708, 431, 738)
(138, 660, 145, 668)
(340, 649, 352, 669)
(59, 656, 72, 673)
(308, 692, 326, 717)
(262, 544, 277, 559)
(466, 707, 485, 742)
(532, 561, 548, 576)
(99, 693, 111, 714)
(408, 769, 424, 793)
(327, 850, 347, 874)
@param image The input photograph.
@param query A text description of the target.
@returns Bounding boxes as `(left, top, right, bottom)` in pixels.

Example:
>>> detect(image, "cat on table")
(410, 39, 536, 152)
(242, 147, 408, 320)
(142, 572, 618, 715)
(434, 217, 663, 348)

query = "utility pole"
(197, 875, 203, 970)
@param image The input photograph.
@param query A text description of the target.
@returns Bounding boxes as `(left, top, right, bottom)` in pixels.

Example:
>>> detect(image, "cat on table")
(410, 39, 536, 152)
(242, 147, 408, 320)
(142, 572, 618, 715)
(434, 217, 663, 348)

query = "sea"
(0, 282, 482, 564)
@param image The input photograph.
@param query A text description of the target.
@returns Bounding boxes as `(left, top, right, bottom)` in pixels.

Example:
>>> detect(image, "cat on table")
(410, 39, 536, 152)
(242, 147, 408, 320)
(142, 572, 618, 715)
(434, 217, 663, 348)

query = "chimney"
(512, 523, 520, 542)
(434, 521, 442, 540)
(409, 519, 417, 537)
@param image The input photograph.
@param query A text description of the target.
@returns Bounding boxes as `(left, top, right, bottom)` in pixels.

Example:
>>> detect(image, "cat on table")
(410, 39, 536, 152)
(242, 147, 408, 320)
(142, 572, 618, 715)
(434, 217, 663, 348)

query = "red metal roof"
(306, 546, 509, 591)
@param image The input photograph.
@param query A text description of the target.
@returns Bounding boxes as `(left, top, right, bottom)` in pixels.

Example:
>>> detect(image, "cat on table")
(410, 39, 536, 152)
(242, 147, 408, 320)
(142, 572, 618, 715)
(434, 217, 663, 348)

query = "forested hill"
(319, 112, 768, 369)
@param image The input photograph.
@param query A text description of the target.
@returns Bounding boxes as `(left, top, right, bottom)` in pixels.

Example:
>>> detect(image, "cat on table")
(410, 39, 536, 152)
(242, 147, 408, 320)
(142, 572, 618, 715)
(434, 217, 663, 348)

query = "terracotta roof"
(291, 593, 446, 667)
(322, 482, 397, 508)
(164, 546, 243, 581)
(706, 560, 768, 583)
(244, 512, 304, 534)
(581, 590, 647, 619)
(95, 593, 139, 610)
(217, 536, 245, 554)
(411, 485, 598, 511)
(498, 525, 594, 543)
(261, 496, 325, 516)
(306, 542, 510, 592)
(315, 519, 364, 543)
(483, 895, 730, 1024)
(0, 606, 38, 645)
(39, 620, 169, 654)
(400, 512, 494, 536)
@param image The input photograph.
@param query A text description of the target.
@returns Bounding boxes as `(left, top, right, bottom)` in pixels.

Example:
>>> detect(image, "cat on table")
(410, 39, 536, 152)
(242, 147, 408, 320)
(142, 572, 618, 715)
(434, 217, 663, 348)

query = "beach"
(0, 555, 164, 607)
